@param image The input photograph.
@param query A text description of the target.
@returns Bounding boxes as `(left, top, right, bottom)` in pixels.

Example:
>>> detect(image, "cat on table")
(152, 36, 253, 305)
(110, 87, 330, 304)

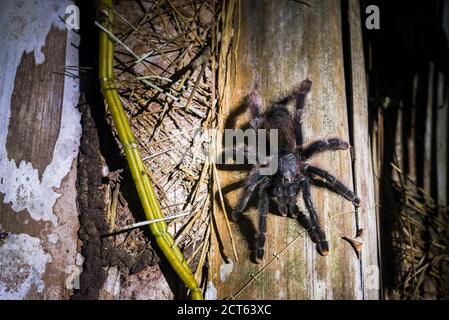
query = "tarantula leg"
(286, 184, 300, 219)
(231, 169, 265, 222)
(287, 199, 299, 219)
(278, 199, 288, 217)
(276, 192, 288, 217)
(295, 207, 315, 230)
(301, 138, 349, 159)
(248, 90, 264, 129)
(291, 202, 320, 238)
(252, 184, 270, 264)
(303, 165, 361, 207)
(293, 79, 312, 146)
(301, 179, 329, 256)
(291, 79, 312, 111)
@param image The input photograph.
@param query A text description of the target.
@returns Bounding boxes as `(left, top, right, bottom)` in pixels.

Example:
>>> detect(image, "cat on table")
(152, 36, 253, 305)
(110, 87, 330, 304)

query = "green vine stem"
(98, 0, 203, 300)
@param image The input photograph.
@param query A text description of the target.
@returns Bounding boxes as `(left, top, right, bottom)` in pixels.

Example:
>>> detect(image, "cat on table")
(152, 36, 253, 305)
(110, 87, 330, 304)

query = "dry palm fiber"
(101, 0, 224, 293)
(387, 163, 449, 299)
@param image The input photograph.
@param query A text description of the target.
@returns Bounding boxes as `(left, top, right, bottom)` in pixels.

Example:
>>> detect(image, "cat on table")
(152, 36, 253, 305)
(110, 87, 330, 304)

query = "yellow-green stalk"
(98, 0, 203, 300)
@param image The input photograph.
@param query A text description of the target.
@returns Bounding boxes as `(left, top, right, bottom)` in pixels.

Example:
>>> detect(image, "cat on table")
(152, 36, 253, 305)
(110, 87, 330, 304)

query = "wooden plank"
(211, 0, 366, 299)
(347, 0, 380, 299)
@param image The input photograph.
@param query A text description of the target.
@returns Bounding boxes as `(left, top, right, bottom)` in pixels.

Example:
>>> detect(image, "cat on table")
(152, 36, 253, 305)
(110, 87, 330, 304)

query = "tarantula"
(230, 79, 361, 264)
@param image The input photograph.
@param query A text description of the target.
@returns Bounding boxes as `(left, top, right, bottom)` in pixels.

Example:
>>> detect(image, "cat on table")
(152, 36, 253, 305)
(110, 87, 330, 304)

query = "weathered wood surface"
(347, 0, 380, 299)
(211, 0, 378, 299)
(0, 1, 81, 299)
(437, 3, 449, 206)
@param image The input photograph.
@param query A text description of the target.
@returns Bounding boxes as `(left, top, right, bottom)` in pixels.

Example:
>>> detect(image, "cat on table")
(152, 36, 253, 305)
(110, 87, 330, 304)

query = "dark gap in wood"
(401, 79, 413, 179)
(414, 67, 429, 191)
(379, 106, 400, 297)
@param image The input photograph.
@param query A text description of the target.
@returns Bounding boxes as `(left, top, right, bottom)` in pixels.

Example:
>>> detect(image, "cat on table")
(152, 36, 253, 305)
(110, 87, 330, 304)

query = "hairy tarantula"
(230, 79, 361, 264)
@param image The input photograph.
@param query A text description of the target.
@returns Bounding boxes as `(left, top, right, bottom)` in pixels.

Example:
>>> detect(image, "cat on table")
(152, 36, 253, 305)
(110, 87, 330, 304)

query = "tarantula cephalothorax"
(230, 79, 361, 264)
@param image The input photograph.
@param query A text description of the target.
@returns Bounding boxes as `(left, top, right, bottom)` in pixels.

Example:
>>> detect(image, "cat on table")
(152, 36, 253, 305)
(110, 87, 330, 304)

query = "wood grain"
(6, 26, 66, 179)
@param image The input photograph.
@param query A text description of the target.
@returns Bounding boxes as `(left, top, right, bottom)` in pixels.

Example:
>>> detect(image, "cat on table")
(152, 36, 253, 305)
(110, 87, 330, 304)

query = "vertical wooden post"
(211, 0, 378, 299)
(346, 0, 380, 299)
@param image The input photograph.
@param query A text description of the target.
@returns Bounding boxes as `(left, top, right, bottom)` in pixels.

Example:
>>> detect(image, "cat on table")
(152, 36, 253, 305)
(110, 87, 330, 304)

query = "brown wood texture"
(6, 26, 65, 179)
(347, 0, 380, 299)
(211, 0, 378, 299)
